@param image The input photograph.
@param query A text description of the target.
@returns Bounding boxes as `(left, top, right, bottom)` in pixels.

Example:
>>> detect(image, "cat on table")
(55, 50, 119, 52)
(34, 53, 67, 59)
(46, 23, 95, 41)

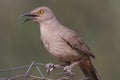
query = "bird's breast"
(40, 26, 82, 62)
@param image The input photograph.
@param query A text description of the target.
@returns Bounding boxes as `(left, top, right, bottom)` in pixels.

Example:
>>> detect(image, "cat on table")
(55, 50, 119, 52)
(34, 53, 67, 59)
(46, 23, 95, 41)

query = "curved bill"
(19, 13, 37, 24)
(21, 18, 33, 24)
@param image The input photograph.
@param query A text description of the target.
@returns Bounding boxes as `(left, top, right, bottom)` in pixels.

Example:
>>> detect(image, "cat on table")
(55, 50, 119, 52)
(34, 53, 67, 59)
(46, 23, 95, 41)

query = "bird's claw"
(45, 63, 55, 74)
(64, 65, 74, 76)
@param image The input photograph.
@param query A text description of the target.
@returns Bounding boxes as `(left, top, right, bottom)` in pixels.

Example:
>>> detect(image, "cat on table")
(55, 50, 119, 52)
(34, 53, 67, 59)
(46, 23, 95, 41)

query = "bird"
(20, 6, 100, 80)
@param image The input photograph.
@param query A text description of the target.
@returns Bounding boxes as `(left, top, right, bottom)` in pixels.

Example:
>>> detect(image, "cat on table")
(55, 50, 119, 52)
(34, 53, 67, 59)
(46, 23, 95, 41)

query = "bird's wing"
(59, 28, 95, 58)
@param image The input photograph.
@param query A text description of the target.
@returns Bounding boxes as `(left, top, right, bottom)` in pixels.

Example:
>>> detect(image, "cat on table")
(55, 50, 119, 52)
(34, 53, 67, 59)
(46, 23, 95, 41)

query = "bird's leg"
(45, 63, 65, 74)
(64, 60, 82, 76)
(45, 63, 55, 74)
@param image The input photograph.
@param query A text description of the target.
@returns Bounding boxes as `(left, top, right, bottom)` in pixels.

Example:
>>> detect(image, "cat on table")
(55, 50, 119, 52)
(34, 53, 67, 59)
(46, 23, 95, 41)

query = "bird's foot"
(64, 61, 81, 76)
(64, 65, 74, 76)
(45, 63, 56, 74)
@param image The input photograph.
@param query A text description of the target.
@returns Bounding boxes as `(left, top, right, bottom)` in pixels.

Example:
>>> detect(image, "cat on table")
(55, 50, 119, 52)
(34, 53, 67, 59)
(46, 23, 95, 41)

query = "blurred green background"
(0, 0, 120, 80)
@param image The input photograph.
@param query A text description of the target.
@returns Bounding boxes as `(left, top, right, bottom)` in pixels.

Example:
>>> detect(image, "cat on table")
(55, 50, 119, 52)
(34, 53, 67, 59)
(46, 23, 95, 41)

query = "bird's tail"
(79, 57, 100, 80)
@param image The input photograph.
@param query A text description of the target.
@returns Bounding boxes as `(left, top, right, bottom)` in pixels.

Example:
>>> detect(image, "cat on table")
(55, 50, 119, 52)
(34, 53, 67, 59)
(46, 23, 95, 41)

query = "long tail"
(79, 56, 100, 80)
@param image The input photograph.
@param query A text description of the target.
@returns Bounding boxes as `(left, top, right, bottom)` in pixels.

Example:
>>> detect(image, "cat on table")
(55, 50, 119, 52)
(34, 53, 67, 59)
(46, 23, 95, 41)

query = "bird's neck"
(40, 17, 62, 29)
(39, 17, 63, 36)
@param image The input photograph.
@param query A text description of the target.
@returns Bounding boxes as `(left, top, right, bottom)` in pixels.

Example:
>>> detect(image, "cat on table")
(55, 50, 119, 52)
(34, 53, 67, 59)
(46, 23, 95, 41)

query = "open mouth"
(19, 13, 38, 24)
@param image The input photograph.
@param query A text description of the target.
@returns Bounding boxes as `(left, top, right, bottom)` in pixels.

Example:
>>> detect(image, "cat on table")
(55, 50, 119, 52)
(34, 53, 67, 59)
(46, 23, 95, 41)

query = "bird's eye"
(37, 10, 44, 14)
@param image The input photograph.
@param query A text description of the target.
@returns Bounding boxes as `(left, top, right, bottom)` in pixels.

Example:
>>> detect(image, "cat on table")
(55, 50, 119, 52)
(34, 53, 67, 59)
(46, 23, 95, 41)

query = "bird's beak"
(19, 13, 38, 24)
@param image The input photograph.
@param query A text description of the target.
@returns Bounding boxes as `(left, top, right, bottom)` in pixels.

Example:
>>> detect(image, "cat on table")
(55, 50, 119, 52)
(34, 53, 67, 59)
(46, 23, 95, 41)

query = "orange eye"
(37, 10, 44, 14)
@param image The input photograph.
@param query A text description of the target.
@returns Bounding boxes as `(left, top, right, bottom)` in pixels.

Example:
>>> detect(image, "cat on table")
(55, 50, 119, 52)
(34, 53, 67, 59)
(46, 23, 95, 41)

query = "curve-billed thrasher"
(20, 7, 100, 80)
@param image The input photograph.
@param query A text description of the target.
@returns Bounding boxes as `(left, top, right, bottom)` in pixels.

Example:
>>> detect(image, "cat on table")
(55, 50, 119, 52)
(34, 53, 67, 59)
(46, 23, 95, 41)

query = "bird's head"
(19, 7, 55, 23)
